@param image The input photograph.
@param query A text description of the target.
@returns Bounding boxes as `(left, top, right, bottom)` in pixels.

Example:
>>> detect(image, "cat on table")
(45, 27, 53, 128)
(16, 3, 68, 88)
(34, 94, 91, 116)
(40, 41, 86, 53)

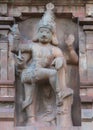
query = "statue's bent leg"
(36, 68, 57, 92)
(21, 68, 59, 125)
(36, 68, 62, 120)
(36, 68, 62, 95)
(36, 68, 63, 115)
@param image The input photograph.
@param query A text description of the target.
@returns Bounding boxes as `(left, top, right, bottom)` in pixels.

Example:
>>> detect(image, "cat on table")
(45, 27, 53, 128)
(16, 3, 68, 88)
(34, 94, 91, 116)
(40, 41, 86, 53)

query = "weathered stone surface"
(0, 17, 14, 25)
(0, 15, 15, 129)
(86, 4, 93, 16)
(79, 17, 93, 25)
(0, 121, 14, 130)
(79, 27, 87, 83)
(0, 0, 85, 6)
(81, 95, 93, 103)
(1, 0, 93, 129)
(8, 5, 85, 18)
(0, 108, 14, 119)
(87, 88, 93, 96)
(82, 122, 93, 130)
(82, 109, 93, 120)
(12, 3, 76, 127)
(80, 89, 87, 96)
(0, 4, 7, 16)
(83, 25, 93, 31)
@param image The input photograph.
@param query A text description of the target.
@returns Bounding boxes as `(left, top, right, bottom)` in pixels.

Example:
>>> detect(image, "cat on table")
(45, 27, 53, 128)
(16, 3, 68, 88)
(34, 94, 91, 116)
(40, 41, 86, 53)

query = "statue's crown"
(38, 3, 56, 33)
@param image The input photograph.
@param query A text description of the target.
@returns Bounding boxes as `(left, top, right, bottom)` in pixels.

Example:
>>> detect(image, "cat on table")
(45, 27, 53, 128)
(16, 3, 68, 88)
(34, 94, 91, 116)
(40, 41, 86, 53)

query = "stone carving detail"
(11, 3, 78, 127)
(0, 34, 7, 41)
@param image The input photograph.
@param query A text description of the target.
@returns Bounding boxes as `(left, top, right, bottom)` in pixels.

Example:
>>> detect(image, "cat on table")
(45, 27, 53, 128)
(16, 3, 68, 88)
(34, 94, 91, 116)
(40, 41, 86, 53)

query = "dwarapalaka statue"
(11, 3, 78, 127)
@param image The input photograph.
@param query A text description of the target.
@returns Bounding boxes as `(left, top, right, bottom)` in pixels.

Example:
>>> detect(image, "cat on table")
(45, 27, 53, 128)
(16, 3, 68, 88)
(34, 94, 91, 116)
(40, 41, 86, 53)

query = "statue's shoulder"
(26, 41, 38, 47)
(52, 45, 63, 57)
(31, 42, 40, 47)
(52, 45, 62, 52)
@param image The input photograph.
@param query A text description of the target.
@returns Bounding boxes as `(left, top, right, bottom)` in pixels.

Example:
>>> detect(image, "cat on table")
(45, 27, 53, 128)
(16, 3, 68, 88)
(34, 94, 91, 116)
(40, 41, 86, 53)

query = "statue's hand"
(65, 34, 75, 47)
(15, 55, 26, 69)
(11, 24, 20, 38)
(51, 57, 63, 70)
(11, 44, 19, 54)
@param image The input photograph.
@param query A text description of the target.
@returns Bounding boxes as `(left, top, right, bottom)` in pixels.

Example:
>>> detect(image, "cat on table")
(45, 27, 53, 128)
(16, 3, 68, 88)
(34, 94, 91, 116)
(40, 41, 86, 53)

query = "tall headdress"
(38, 3, 56, 33)
(33, 3, 58, 46)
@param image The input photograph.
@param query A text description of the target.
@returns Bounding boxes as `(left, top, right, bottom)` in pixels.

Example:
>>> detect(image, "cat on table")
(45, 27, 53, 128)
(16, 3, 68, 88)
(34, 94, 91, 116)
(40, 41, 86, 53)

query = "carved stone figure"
(11, 3, 78, 127)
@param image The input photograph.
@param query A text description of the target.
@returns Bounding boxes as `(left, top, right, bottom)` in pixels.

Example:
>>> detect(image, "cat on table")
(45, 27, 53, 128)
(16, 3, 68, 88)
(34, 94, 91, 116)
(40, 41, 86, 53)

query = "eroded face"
(38, 27, 52, 43)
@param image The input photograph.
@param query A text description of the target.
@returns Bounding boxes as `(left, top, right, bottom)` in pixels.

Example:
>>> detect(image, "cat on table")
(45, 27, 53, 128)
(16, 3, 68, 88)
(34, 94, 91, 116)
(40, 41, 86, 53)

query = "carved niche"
(11, 3, 81, 127)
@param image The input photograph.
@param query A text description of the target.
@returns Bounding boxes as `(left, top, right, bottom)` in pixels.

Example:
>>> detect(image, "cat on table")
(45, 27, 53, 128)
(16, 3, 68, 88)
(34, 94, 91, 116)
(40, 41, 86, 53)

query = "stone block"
(83, 25, 93, 31)
(8, 51, 15, 81)
(86, 4, 93, 16)
(0, 87, 7, 96)
(82, 109, 93, 120)
(87, 88, 93, 96)
(80, 88, 87, 96)
(1, 50, 7, 80)
(79, 17, 93, 25)
(86, 44, 93, 50)
(80, 95, 93, 103)
(0, 4, 7, 16)
(9, 6, 29, 17)
(79, 53, 87, 81)
(7, 88, 15, 97)
(0, 42, 8, 50)
(0, 121, 14, 130)
(0, 17, 14, 25)
(0, 81, 14, 85)
(0, 108, 14, 119)
(0, 96, 14, 102)
(14, 126, 80, 130)
(82, 122, 93, 130)
(87, 68, 93, 80)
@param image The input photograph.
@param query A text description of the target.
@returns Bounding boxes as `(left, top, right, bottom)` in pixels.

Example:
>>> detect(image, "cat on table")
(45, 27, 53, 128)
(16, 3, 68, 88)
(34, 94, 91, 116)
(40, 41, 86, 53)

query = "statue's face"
(38, 27, 52, 43)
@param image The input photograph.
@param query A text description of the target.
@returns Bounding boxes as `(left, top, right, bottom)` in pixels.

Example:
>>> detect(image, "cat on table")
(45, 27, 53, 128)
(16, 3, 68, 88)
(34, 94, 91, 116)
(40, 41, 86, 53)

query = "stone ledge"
(0, 108, 14, 121)
(80, 80, 93, 86)
(14, 126, 81, 130)
(0, 0, 85, 6)
(82, 109, 93, 121)
(83, 25, 93, 31)
(80, 95, 93, 103)
(79, 17, 93, 25)
(0, 125, 93, 130)
(0, 80, 14, 85)
(0, 17, 14, 25)
(0, 96, 14, 102)
(0, 25, 11, 30)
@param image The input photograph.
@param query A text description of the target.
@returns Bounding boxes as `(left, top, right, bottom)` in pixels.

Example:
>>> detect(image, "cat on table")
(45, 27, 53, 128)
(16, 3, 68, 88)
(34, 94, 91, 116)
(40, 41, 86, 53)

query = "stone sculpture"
(11, 3, 78, 127)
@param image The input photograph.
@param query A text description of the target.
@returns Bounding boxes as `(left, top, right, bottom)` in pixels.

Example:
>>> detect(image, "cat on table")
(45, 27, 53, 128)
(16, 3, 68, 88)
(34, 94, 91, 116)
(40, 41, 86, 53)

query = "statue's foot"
(26, 117, 36, 126)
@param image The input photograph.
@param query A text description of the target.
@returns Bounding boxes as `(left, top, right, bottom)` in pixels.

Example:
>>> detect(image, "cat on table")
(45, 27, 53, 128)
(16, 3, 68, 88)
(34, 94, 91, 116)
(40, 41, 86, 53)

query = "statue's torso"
(30, 43, 54, 68)
(21, 43, 56, 82)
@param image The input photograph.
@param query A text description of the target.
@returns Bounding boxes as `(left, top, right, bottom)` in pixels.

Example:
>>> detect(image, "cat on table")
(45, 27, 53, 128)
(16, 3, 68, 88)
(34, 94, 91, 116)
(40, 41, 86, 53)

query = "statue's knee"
(21, 73, 31, 83)
(50, 69, 57, 77)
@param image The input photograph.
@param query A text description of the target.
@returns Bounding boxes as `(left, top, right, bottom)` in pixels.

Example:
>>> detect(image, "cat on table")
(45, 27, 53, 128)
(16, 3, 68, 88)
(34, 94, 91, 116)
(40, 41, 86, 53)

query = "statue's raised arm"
(11, 24, 33, 54)
(65, 34, 79, 65)
(11, 24, 33, 70)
